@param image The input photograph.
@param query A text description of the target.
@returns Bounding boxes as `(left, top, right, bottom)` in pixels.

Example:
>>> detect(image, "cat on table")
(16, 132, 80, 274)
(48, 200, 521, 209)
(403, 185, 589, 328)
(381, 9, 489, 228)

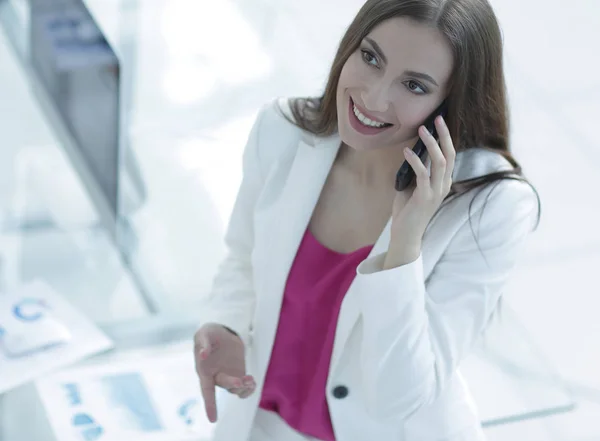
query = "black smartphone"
(395, 101, 448, 192)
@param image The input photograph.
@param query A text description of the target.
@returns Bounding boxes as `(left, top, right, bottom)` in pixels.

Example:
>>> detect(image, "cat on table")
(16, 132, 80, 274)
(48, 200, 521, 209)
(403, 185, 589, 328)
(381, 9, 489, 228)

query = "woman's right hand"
(194, 323, 257, 422)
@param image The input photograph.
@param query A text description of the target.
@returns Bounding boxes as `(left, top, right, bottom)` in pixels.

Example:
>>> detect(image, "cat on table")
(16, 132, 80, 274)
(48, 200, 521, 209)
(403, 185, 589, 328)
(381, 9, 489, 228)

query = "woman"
(194, 0, 540, 440)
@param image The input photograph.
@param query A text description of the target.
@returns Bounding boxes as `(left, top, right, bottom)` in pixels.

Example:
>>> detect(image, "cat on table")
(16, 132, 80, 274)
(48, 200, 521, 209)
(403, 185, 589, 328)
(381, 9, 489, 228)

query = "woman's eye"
(361, 50, 379, 67)
(405, 80, 426, 94)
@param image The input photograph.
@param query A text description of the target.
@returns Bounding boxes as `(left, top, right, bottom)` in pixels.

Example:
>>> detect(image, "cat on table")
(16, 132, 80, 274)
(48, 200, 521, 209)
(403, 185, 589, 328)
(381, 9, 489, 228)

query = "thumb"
(195, 328, 213, 362)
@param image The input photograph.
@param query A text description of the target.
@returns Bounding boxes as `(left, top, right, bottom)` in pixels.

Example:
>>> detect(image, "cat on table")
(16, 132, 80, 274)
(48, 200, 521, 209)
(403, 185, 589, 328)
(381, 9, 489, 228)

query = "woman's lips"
(348, 98, 394, 135)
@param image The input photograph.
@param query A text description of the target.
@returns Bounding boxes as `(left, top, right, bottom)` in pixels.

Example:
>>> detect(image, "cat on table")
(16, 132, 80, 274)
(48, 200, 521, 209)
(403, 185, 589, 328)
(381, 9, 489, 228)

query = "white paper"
(0, 280, 114, 394)
(35, 343, 215, 441)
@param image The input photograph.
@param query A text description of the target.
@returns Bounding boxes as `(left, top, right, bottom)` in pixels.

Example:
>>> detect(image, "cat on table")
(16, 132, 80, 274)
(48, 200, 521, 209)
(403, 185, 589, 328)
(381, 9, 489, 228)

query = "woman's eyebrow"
(404, 70, 439, 87)
(364, 37, 387, 64)
(364, 37, 439, 87)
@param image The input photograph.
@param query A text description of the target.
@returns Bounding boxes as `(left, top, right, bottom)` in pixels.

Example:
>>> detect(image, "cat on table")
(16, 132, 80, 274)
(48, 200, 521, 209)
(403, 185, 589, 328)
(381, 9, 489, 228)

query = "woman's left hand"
(386, 116, 456, 268)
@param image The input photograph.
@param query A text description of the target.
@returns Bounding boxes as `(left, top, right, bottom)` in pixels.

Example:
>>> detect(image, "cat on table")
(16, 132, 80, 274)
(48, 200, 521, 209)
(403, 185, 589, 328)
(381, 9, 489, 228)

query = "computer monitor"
(28, 0, 145, 244)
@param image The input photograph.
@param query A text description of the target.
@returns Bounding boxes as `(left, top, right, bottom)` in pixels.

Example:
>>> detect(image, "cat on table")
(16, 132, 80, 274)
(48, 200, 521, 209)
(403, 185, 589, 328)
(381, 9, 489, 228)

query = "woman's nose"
(360, 86, 389, 114)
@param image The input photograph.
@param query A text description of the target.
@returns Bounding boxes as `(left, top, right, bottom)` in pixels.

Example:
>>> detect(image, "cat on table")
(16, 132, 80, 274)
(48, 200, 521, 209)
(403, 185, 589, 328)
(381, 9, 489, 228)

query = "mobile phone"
(395, 101, 448, 192)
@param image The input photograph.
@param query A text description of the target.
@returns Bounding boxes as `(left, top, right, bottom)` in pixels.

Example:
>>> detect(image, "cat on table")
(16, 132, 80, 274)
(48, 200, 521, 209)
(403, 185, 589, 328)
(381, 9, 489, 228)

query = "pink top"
(259, 228, 373, 441)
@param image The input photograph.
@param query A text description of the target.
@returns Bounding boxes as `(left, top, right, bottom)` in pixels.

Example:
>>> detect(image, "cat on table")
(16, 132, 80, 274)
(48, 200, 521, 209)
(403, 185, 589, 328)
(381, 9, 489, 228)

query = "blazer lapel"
(330, 215, 440, 372)
(254, 133, 341, 373)
(329, 216, 392, 372)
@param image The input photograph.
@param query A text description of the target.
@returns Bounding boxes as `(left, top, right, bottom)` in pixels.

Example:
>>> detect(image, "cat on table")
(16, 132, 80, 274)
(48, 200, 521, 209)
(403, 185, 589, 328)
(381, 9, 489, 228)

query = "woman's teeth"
(353, 104, 391, 128)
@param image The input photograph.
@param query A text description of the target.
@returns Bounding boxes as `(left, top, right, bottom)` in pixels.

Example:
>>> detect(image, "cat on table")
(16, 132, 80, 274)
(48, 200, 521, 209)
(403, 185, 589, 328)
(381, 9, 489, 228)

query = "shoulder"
(253, 97, 314, 170)
(453, 147, 512, 181)
(255, 97, 294, 127)
(454, 148, 538, 218)
(254, 97, 307, 138)
(483, 178, 539, 224)
(442, 178, 540, 256)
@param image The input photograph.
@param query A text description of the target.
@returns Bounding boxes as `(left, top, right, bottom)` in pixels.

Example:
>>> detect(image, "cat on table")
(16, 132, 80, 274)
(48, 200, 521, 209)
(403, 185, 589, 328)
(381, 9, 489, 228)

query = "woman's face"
(336, 17, 454, 152)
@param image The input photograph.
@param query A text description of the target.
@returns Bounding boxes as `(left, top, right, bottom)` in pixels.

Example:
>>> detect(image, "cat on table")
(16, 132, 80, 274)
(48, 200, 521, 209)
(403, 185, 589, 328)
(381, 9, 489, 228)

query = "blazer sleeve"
(354, 180, 539, 421)
(198, 105, 268, 345)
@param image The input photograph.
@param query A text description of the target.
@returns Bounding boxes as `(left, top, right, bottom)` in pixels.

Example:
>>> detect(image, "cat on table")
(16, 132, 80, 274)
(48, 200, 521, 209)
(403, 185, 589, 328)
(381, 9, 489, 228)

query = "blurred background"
(0, 0, 598, 440)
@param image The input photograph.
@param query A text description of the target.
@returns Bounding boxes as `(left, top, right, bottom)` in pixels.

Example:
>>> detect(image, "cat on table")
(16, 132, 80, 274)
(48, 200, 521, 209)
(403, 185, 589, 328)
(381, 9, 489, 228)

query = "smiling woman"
(285, 0, 541, 235)
(194, 1, 542, 441)
(336, 17, 453, 150)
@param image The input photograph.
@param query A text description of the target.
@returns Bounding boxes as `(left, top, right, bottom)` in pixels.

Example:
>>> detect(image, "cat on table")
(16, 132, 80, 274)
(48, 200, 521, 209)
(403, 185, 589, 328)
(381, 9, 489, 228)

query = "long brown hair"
(282, 0, 540, 228)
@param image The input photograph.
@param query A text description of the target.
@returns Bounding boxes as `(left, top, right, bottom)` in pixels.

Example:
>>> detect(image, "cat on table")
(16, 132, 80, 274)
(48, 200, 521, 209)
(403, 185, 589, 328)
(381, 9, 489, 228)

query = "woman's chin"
(339, 127, 382, 152)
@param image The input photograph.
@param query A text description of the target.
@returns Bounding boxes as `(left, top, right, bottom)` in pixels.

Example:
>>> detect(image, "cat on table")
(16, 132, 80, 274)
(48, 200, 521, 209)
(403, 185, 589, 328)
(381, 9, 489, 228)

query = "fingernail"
(405, 147, 414, 156)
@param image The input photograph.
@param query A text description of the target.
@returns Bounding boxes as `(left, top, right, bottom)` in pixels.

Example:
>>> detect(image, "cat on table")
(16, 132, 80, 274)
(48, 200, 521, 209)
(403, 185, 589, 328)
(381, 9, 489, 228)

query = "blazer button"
(332, 385, 349, 399)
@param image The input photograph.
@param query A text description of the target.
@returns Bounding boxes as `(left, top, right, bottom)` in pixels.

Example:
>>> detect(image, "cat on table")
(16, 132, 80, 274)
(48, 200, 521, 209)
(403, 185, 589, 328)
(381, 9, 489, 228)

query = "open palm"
(194, 323, 256, 422)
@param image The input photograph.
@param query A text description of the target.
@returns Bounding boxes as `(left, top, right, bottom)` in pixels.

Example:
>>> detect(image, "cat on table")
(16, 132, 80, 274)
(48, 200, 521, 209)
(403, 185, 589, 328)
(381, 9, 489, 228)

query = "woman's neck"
(336, 138, 417, 188)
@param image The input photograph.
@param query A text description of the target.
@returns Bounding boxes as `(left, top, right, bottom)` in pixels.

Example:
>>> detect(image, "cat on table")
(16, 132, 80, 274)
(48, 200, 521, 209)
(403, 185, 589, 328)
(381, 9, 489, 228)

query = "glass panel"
(0, 0, 150, 324)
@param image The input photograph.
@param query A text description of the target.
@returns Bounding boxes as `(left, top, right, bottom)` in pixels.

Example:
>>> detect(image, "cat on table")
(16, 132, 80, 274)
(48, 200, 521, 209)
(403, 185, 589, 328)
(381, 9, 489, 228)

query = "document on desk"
(35, 344, 214, 441)
(0, 280, 114, 394)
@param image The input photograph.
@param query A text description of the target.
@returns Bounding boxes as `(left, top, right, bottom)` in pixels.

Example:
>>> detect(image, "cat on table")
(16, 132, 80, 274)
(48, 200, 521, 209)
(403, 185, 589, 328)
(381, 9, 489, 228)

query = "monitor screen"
(29, 0, 121, 225)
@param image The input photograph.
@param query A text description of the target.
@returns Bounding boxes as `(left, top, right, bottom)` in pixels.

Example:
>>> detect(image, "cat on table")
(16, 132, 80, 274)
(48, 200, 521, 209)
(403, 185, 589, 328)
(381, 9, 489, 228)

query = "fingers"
(215, 372, 244, 390)
(225, 375, 256, 399)
(404, 146, 429, 187)
(226, 386, 254, 399)
(418, 124, 446, 191)
(199, 373, 218, 423)
(200, 371, 253, 421)
(194, 330, 218, 422)
(416, 117, 455, 194)
(238, 388, 255, 399)
(435, 116, 456, 189)
(198, 370, 256, 422)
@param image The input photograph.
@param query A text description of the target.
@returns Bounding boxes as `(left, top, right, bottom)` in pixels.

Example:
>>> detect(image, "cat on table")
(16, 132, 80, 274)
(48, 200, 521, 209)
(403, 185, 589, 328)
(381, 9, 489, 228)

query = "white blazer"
(199, 98, 538, 441)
